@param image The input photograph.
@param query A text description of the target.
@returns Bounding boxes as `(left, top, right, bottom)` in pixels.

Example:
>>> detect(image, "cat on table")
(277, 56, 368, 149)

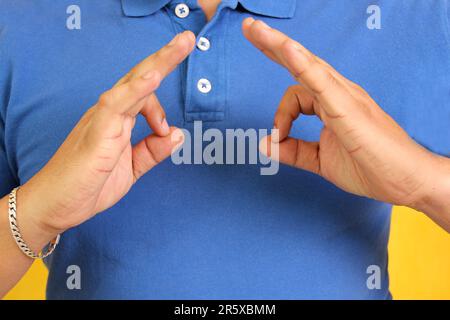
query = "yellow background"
(3, 206, 450, 300)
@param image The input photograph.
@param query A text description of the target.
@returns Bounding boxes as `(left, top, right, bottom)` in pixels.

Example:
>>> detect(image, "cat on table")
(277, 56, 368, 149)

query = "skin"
(241, 18, 450, 231)
(198, 0, 221, 21)
(0, 31, 196, 297)
(1, 1, 449, 296)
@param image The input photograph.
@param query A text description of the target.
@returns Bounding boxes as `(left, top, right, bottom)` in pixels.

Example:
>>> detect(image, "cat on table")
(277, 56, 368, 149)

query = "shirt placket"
(167, 0, 237, 123)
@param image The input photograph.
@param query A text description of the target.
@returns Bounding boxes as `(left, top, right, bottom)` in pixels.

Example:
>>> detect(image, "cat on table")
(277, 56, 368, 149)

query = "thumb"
(259, 133, 321, 175)
(132, 127, 184, 181)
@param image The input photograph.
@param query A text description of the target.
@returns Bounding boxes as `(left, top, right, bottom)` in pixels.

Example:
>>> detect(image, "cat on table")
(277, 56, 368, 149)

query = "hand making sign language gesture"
(1, 17, 449, 298)
(0, 31, 196, 295)
(242, 18, 450, 232)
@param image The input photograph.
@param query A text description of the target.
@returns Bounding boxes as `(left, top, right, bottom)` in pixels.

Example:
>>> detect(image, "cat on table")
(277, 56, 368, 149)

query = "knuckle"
(281, 39, 293, 56)
(94, 110, 124, 138)
(129, 66, 139, 76)
(311, 69, 336, 95)
(285, 85, 299, 96)
(281, 38, 290, 48)
(124, 71, 134, 82)
(291, 55, 315, 79)
(360, 101, 376, 119)
(324, 70, 338, 86)
(353, 83, 363, 92)
(158, 107, 167, 119)
(98, 90, 115, 107)
(144, 138, 161, 164)
(126, 69, 137, 80)
(281, 86, 302, 117)
(304, 53, 317, 71)
(352, 82, 367, 95)
(311, 54, 320, 62)
(152, 49, 163, 61)
(128, 78, 143, 94)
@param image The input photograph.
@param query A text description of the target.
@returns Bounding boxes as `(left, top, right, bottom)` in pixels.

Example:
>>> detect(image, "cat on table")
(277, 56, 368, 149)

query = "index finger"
(242, 18, 364, 95)
(242, 18, 357, 119)
(116, 31, 196, 86)
(242, 18, 313, 77)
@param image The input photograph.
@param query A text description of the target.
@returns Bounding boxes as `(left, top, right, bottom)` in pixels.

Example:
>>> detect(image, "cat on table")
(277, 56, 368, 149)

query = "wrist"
(16, 184, 62, 253)
(413, 154, 450, 230)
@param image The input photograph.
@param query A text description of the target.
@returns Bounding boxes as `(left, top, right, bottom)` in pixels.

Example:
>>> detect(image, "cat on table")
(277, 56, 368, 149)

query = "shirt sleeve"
(0, 117, 16, 198)
(0, 19, 18, 198)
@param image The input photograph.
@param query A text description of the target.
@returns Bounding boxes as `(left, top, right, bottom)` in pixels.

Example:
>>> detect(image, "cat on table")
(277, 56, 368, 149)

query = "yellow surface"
(4, 258, 48, 300)
(3, 206, 450, 300)
(389, 207, 450, 299)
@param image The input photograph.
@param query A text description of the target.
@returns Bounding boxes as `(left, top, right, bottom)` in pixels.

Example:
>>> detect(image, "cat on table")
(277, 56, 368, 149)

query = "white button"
(197, 78, 212, 94)
(197, 37, 211, 51)
(175, 3, 190, 18)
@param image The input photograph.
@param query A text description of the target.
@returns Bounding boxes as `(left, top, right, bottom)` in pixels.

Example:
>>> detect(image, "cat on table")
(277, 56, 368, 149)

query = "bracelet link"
(8, 187, 60, 259)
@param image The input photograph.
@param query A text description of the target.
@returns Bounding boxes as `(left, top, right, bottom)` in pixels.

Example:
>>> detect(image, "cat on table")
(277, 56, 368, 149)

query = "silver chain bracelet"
(8, 187, 60, 259)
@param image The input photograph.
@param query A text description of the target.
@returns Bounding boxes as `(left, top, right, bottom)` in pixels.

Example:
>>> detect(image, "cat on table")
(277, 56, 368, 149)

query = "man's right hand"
(18, 31, 196, 240)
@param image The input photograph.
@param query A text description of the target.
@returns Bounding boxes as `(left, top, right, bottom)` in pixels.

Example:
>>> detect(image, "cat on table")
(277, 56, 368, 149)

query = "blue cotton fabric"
(0, 0, 449, 299)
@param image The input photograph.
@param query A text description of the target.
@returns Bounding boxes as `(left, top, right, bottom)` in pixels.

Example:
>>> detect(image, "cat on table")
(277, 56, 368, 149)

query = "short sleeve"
(0, 19, 17, 198)
(0, 117, 16, 198)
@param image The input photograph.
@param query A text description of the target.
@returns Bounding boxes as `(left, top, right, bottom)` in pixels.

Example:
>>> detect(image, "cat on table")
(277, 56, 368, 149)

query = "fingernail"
(258, 20, 271, 30)
(244, 17, 255, 25)
(170, 129, 185, 149)
(271, 125, 280, 143)
(175, 131, 184, 143)
(258, 136, 270, 157)
(141, 70, 156, 80)
(161, 117, 170, 135)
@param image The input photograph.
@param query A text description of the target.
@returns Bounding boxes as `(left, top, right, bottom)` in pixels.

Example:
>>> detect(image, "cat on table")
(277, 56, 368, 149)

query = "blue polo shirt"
(1, 0, 449, 299)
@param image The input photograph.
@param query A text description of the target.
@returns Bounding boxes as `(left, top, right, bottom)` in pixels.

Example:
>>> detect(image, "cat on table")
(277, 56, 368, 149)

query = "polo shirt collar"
(121, 0, 296, 19)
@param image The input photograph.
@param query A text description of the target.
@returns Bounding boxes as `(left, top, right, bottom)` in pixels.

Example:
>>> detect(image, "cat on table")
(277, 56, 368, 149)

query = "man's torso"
(0, 0, 449, 299)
